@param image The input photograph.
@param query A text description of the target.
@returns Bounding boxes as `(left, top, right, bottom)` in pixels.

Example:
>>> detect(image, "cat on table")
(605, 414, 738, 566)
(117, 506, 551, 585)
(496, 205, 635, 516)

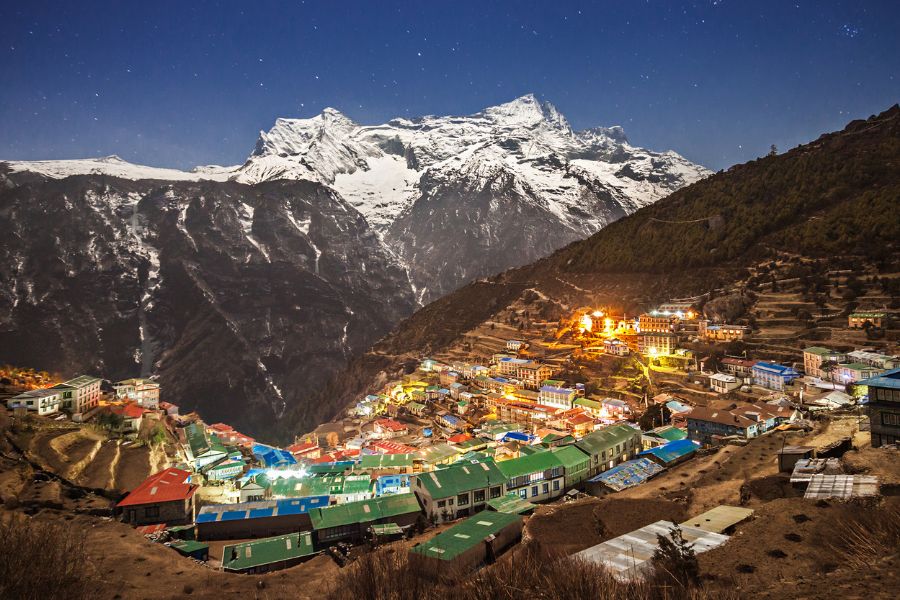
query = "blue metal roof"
(195, 496, 330, 523)
(588, 458, 664, 492)
(752, 362, 800, 377)
(540, 385, 573, 395)
(857, 368, 900, 389)
(639, 439, 699, 465)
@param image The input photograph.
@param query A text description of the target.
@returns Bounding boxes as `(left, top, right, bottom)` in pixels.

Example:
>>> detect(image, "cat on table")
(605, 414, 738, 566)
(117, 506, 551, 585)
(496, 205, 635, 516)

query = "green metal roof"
(407, 402, 426, 411)
(573, 397, 602, 411)
(184, 423, 211, 457)
(222, 532, 314, 571)
(574, 424, 638, 457)
(309, 493, 421, 531)
(416, 460, 507, 499)
(456, 438, 489, 451)
(359, 453, 415, 469)
(803, 346, 837, 356)
(418, 444, 460, 464)
(169, 540, 208, 556)
(486, 493, 536, 515)
(410, 512, 521, 561)
(518, 445, 546, 456)
(551, 445, 590, 470)
(57, 374, 102, 388)
(496, 451, 563, 479)
(838, 362, 878, 371)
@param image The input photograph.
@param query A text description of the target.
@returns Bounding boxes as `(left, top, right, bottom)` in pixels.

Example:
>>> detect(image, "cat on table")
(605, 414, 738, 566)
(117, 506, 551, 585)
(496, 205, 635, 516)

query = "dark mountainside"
(292, 105, 900, 436)
(0, 174, 416, 437)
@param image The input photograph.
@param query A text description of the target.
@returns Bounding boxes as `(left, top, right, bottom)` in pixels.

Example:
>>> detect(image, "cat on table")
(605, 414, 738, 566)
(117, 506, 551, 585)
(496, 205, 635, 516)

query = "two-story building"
(574, 423, 642, 477)
(603, 338, 630, 356)
(496, 451, 566, 502)
(709, 373, 741, 394)
(858, 368, 900, 447)
(720, 358, 757, 382)
(413, 459, 507, 523)
(7, 388, 62, 415)
(833, 362, 882, 385)
(751, 362, 800, 391)
(802, 347, 847, 380)
(848, 312, 886, 329)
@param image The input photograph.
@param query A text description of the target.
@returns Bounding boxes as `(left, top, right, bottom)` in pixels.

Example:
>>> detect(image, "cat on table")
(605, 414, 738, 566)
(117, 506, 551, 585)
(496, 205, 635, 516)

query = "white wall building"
(7, 389, 62, 416)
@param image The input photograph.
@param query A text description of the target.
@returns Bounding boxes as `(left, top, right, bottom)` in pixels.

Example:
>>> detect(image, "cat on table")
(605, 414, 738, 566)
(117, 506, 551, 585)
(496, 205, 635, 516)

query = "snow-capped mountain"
(4, 95, 708, 300)
(234, 94, 710, 300)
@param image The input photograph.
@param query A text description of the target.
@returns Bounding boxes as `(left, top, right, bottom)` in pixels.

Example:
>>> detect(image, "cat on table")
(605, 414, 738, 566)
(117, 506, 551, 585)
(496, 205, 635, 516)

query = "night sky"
(1, 1, 898, 171)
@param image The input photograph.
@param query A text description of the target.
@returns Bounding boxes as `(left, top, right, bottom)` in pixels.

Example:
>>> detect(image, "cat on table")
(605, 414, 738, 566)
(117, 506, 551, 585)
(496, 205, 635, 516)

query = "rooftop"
(117, 468, 197, 507)
(222, 532, 315, 571)
(416, 460, 507, 499)
(196, 497, 329, 523)
(857, 367, 900, 390)
(410, 512, 521, 561)
(309, 493, 421, 530)
(679, 506, 754, 533)
(588, 458, 664, 492)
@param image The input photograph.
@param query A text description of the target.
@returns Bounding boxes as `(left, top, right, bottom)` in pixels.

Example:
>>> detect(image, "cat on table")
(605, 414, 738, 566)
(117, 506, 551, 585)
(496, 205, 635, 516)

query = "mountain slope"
(0, 173, 415, 436)
(298, 105, 900, 433)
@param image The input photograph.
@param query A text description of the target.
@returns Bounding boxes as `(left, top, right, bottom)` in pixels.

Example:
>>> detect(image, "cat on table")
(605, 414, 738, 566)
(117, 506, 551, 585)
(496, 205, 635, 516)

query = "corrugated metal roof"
(309, 493, 421, 530)
(410, 512, 521, 561)
(222, 532, 314, 571)
(416, 460, 507, 499)
(572, 521, 729, 580)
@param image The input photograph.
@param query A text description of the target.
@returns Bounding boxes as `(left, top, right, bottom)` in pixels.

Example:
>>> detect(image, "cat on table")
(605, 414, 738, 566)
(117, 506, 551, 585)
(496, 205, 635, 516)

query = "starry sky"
(1, 1, 898, 171)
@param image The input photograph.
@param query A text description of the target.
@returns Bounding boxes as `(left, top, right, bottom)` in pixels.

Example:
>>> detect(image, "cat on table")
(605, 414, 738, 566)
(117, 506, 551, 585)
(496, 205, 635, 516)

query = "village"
(2, 289, 898, 583)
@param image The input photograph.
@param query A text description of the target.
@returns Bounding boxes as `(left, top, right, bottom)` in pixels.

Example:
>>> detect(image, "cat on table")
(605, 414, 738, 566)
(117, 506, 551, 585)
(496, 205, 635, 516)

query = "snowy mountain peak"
(482, 94, 571, 131)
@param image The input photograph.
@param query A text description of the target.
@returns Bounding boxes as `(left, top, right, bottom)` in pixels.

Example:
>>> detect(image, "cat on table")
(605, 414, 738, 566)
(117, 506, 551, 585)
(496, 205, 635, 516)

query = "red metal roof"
(110, 404, 146, 419)
(116, 468, 197, 507)
(286, 441, 319, 454)
(374, 418, 408, 432)
(447, 433, 473, 444)
(369, 440, 418, 454)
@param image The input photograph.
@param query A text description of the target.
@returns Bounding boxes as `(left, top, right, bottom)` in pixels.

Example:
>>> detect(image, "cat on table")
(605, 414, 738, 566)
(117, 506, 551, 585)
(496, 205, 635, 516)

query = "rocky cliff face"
(0, 171, 415, 436)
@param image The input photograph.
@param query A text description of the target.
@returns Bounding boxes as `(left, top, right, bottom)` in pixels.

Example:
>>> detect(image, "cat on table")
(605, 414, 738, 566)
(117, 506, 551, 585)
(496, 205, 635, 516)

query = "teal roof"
(858, 368, 900, 390)
(486, 493, 536, 515)
(416, 460, 507, 499)
(410, 512, 521, 561)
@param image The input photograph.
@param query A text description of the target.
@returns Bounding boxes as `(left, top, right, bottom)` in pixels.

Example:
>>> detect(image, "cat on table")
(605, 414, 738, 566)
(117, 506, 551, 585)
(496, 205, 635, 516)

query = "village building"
(719, 357, 757, 382)
(603, 338, 630, 356)
(638, 332, 677, 356)
(687, 403, 794, 445)
(495, 358, 553, 389)
(108, 403, 146, 433)
(51, 374, 102, 418)
(586, 457, 665, 496)
(848, 312, 886, 328)
(309, 493, 422, 545)
(496, 450, 567, 502)
(847, 349, 900, 371)
(373, 418, 409, 438)
(802, 347, 847, 379)
(751, 361, 800, 391)
(638, 313, 676, 333)
(183, 422, 228, 469)
(833, 362, 882, 384)
(112, 378, 160, 409)
(709, 373, 741, 394)
(409, 512, 522, 577)
(553, 445, 591, 488)
(858, 368, 900, 447)
(639, 439, 699, 468)
(574, 423, 642, 477)
(286, 439, 321, 460)
(700, 322, 750, 342)
(222, 531, 316, 574)
(6, 388, 61, 415)
(196, 497, 329, 540)
(117, 467, 198, 526)
(506, 340, 525, 352)
(538, 384, 577, 409)
(418, 443, 461, 467)
(413, 460, 507, 523)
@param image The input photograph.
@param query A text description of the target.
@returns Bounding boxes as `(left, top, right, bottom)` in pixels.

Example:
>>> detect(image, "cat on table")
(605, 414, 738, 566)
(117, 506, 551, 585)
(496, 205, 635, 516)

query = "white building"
(709, 373, 741, 394)
(113, 378, 160, 409)
(539, 385, 577, 409)
(7, 389, 62, 416)
(52, 375, 102, 417)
